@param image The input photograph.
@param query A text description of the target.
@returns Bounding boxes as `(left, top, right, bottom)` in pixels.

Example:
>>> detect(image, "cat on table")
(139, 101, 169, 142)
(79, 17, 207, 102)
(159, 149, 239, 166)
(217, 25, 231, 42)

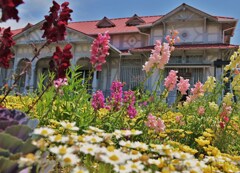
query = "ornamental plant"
(0, 1, 240, 172)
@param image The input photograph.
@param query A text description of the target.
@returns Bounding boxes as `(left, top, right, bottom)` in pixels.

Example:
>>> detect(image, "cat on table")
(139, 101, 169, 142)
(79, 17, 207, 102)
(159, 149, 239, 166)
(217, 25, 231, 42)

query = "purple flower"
(91, 90, 105, 111)
(109, 81, 123, 111)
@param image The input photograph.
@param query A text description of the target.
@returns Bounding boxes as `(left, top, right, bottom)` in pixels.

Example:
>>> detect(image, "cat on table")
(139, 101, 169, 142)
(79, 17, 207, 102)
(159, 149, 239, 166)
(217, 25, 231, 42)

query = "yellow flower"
(195, 138, 210, 146)
(223, 93, 234, 106)
(203, 76, 216, 92)
(97, 108, 109, 118)
(209, 102, 219, 112)
(159, 133, 167, 138)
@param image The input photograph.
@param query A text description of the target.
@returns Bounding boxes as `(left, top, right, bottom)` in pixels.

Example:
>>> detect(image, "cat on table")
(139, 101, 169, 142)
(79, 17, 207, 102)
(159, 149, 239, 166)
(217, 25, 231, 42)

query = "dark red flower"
(41, 1, 73, 42)
(0, 27, 15, 68)
(0, 0, 24, 22)
(51, 44, 73, 79)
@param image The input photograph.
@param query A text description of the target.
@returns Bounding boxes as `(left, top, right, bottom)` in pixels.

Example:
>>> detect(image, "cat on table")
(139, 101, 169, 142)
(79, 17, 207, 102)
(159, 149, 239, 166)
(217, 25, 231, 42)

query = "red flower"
(51, 44, 73, 79)
(0, 27, 15, 68)
(41, 1, 73, 42)
(0, 0, 24, 22)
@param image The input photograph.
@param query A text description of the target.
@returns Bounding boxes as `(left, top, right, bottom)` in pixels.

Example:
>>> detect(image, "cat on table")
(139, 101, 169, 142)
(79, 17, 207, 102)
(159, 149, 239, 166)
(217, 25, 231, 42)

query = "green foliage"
(33, 66, 94, 129)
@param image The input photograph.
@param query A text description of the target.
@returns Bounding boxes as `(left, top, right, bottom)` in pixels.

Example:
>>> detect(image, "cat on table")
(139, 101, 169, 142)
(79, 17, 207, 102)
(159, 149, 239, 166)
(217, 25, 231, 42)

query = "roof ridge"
(69, 15, 163, 24)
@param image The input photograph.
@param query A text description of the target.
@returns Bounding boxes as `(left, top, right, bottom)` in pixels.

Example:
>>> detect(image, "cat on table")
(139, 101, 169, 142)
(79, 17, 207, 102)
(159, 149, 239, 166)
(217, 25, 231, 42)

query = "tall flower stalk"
(0, 1, 73, 107)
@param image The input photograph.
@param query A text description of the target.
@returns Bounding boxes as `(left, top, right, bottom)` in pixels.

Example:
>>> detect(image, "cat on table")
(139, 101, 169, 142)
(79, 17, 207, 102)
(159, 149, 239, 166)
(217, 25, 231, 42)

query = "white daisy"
(72, 166, 89, 173)
(88, 126, 105, 133)
(33, 127, 55, 137)
(122, 129, 143, 136)
(172, 152, 194, 160)
(49, 134, 69, 143)
(18, 153, 38, 167)
(100, 150, 130, 165)
(114, 164, 132, 173)
(126, 160, 145, 172)
(49, 145, 75, 155)
(60, 121, 79, 131)
(84, 135, 103, 143)
(60, 153, 80, 166)
(128, 149, 142, 160)
(79, 143, 101, 156)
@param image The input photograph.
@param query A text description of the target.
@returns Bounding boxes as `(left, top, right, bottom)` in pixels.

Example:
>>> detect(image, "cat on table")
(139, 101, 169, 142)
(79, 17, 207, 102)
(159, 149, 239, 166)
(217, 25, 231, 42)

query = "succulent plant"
(0, 108, 55, 173)
(0, 108, 38, 132)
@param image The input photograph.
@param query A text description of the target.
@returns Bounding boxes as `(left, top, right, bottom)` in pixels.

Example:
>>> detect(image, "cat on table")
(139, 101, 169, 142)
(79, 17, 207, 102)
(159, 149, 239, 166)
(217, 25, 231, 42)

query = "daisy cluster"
(18, 121, 240, 173)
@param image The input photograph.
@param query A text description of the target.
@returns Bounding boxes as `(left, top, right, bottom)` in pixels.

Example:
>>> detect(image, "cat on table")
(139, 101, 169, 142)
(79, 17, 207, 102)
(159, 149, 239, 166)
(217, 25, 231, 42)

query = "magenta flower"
(127, 105, 137, 119)
(54, 78, 68, 89)
(109, 81, 123, 111)
(164, 70, 178, 91)
(177, 77, 190, 95)
(90, 31, 110, 71)
(91, 90, 105, 111)
(123, 90, 137, 119)
(145, 114, 165, 133)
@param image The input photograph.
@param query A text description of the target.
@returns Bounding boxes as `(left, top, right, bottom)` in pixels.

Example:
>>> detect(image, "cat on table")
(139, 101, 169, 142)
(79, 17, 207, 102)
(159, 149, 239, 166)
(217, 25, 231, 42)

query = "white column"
(29, 62, 36, 92)
(92, 71, 97, 93)
(10, 59, 19, 87)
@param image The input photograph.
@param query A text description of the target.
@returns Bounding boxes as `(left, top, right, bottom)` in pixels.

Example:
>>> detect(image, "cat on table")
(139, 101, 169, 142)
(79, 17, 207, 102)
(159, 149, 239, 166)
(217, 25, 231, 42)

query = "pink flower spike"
(54, 78, 68, 89)
(177, 77, 190, 95)
(198, 106, 205, 116)
(90, 31, 110, 71)
(164, 70, 178, 91)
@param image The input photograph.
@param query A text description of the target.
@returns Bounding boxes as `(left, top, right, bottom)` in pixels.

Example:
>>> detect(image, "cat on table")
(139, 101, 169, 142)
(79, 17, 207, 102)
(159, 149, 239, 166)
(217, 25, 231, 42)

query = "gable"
(125, 14, 145, 26)
(164, 9, 204, 23)
(13, 21, 94, 45)
(153, 3, 217, 26)
(96, 17, 116, 28)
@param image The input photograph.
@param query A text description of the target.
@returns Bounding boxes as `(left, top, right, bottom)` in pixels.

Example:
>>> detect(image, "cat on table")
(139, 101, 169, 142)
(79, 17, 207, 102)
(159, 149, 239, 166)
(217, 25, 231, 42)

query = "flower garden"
(0, 1, 240, 173)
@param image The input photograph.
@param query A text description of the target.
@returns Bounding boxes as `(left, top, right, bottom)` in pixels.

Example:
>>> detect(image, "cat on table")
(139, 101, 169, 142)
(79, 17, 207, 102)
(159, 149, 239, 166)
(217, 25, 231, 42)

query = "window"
(120, 59, 146, 90)
(186, 55, 203, 64)
(169, 56, 182, 64)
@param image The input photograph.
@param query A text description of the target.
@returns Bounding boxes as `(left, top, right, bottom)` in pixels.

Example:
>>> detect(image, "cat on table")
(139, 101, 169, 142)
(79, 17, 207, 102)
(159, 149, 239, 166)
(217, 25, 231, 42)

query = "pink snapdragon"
(145, 114, 165, 133)
(198, 106, 205, 116)
(143, 40, 162, 72)
(91, 90, 105, 111)
(54, 78, 68, 89)
(187, 81, 204, 102)
(109, 81, 123, 111)
(90, 31, 110, 71)
(123, 90, 137, 118)
(164, 70, 178, 91)
(177, 77, 190, 95)
(143, 30, 179, 72)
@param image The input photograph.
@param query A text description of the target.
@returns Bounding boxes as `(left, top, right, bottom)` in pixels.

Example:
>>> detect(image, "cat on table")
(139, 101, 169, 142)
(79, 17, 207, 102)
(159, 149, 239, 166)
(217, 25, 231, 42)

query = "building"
(0, 3, 238, 102)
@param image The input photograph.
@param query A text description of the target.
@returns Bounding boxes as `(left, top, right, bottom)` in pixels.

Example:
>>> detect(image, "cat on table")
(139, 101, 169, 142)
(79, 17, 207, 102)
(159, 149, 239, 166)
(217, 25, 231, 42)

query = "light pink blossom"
(198, 106, 205, 116)
(164, 70, 178, 91)
(177, 77, 190, 95)
(145, 114, 165, 133)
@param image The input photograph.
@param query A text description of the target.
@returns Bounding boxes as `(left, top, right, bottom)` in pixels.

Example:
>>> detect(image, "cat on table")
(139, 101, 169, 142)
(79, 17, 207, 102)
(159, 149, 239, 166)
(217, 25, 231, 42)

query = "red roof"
(129, 44, 239, 52)
(11, 15, 235, 36)
(68, 15, 162, 35)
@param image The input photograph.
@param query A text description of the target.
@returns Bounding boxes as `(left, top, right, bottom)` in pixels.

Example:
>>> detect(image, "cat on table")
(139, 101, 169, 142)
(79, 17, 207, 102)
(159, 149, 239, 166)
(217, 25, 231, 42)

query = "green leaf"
(0, 133, 23, 154)
(0, 148, 10, 157)
(0, 156, 18, 173)
(18, 139, 37, 154)
(5, 125, 33, 141)
(26, 119, 39, 129)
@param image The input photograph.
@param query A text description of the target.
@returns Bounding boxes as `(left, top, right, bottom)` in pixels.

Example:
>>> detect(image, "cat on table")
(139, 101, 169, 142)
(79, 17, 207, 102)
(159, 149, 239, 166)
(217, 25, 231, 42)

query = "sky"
(1, 0, 239, 45)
